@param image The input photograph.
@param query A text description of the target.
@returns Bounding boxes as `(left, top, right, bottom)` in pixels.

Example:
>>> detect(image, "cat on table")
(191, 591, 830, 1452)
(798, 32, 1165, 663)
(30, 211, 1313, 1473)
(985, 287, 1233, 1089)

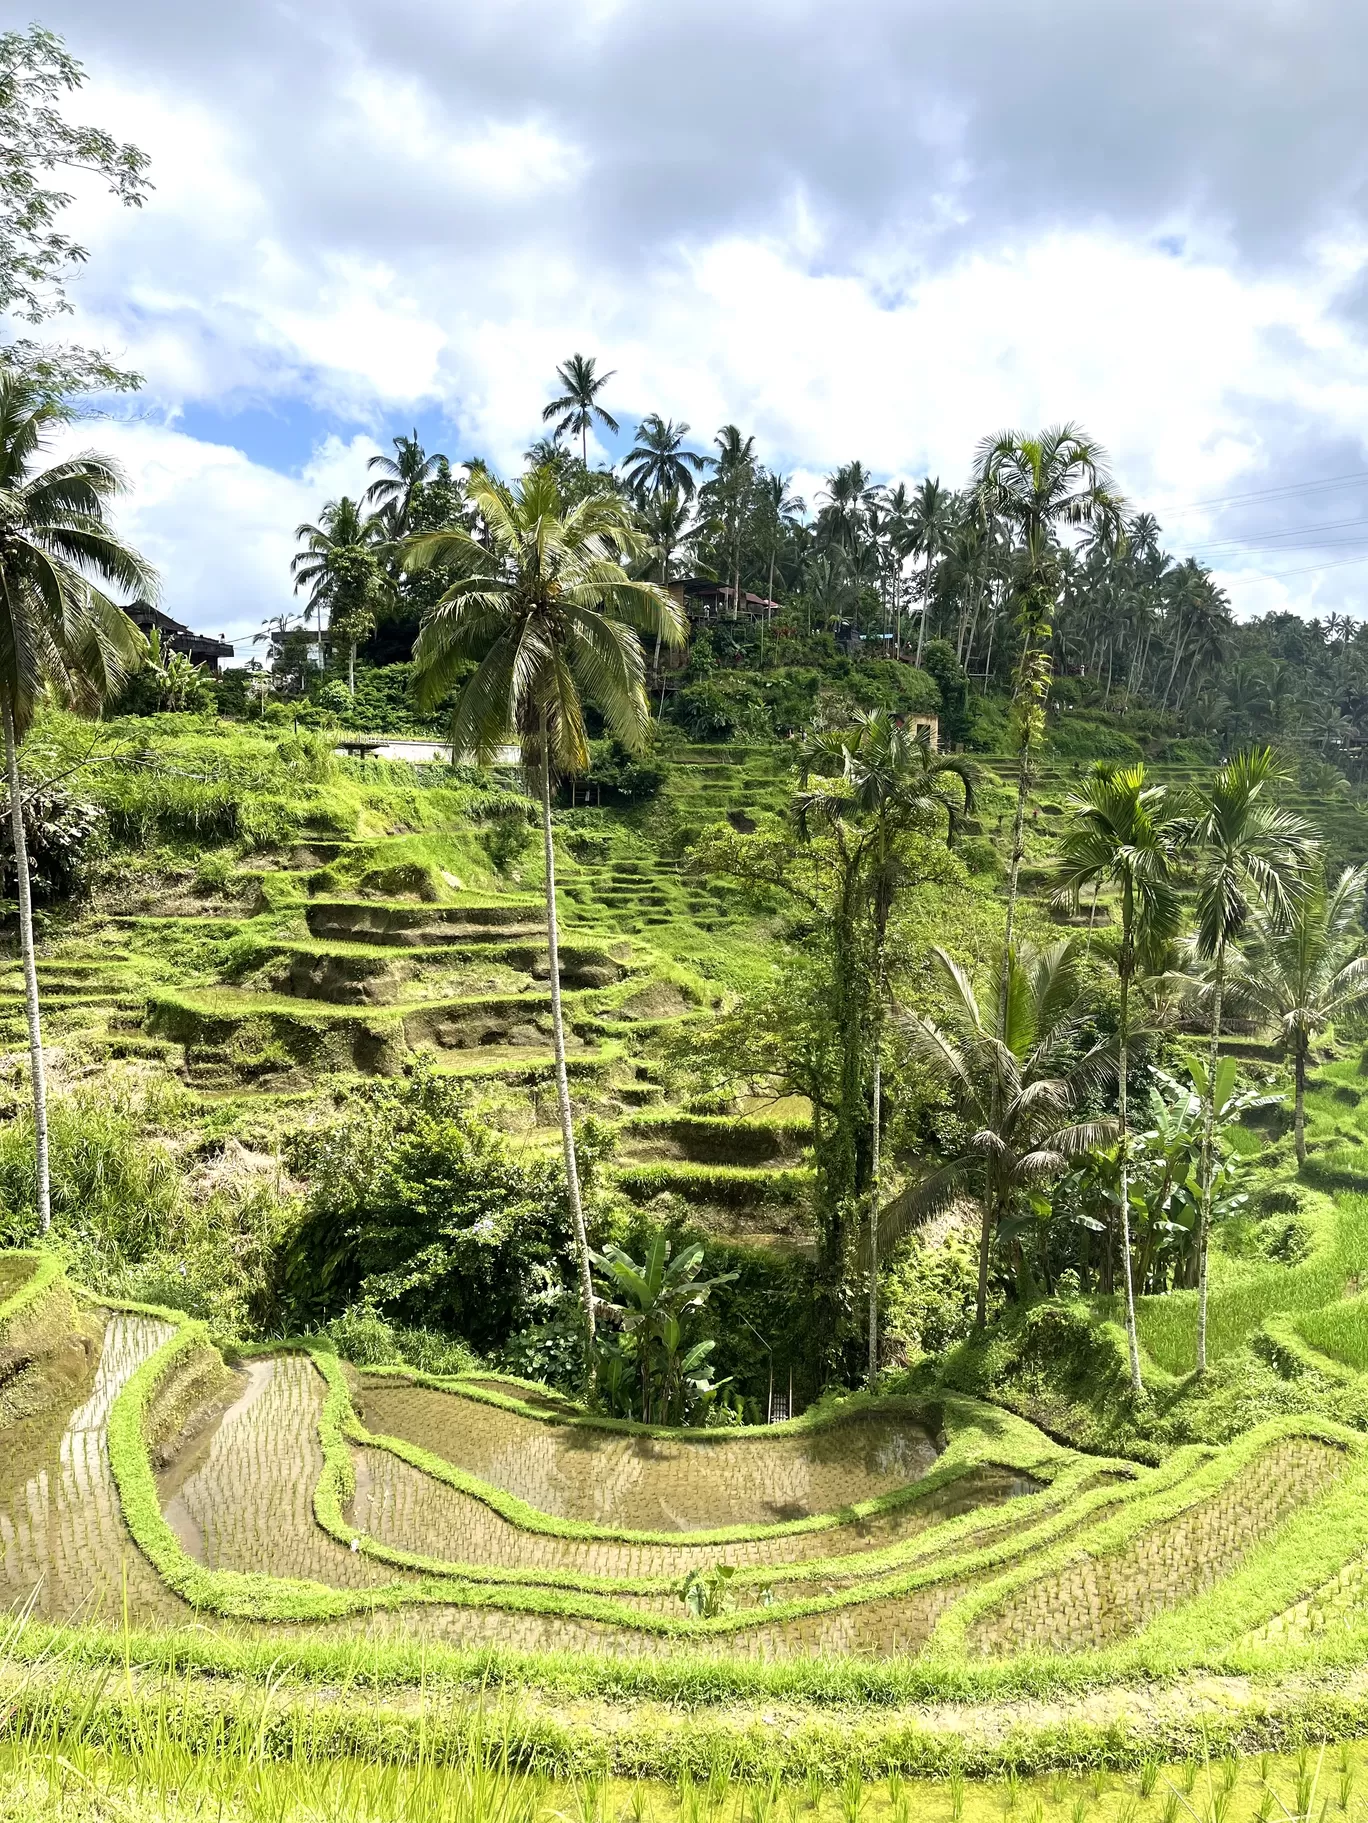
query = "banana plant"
(590, 1234, 735, 1425)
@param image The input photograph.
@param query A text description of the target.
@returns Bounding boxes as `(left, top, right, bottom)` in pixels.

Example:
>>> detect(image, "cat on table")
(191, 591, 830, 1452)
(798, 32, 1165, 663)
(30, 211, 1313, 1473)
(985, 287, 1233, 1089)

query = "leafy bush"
(1044, 715, 1144, 761)
(327, 1303, 400, 1364)
(280, 1064, 592, 1351)
(0, 1081, 182, 1265)
(880, 1226, 980, 1360)
(956, 835, 1002, 878)
(0, 783, 103, 903)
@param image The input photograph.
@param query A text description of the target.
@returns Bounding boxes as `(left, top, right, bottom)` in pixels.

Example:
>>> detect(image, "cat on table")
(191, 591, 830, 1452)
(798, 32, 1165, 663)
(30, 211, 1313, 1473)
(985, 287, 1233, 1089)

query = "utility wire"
(1157, 470, 1368, 517)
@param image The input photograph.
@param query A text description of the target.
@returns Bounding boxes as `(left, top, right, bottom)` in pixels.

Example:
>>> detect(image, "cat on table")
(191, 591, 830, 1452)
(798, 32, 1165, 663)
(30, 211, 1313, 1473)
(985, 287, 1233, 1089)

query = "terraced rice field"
(3, 1256, 1361, 1679)
(355, 1378, 942, 1528)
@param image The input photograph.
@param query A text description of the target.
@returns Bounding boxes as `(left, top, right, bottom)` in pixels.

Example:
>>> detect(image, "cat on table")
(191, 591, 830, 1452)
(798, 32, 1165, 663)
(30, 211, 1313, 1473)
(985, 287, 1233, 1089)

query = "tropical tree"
(363, 431, 445, 535)
(590, 1234, 735, 1424)
(622, 414, 706, 500)
(0, 26, 152, 397)
(891, 941, 1112, 1328)
(905, 477, 954, 666)
(541, 353, 619, 467)
(1187, 748, 1313, 1370)
(974, 425, 1123, 958)
(403, 464, 685, 1345)
(756, 472, 804, 657)
(0, 373, 154, 1229)
(1056, 764, 1183, 1391)
(290, 496, 388, 689)
(1236, 863, 1368, 1165)
(699, 425, 756, 617)
(802, 714, 975, 1375)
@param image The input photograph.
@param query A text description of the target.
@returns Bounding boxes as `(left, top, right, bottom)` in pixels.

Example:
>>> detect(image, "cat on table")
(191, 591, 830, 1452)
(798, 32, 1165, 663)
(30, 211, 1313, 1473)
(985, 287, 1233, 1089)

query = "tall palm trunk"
(1116, 941, 1143, 1392)
(1195, 952, 1225, 1373)
(1294, 1039, 1307, 1167)
(4, 695, 50, 1233)
(1002, 757, 1030, 963)
(915, 555, 930, 665)
(868, 990, 882, 1382)
(538, 721, 595, 1347)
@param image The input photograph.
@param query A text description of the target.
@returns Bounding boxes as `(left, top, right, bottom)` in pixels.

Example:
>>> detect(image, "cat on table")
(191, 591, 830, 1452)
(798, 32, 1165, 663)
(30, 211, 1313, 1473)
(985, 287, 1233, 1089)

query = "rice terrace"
(7, 11, 1368, 1823)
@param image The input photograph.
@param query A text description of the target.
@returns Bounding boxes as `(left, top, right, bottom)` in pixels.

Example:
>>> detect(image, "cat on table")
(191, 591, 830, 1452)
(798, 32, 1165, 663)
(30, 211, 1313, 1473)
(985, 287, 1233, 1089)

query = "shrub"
(327, 1303, 400, 1365)
(280, 1064, 590, 1351)
(0, 783, 103, 903)
(1044, 716, 1144, 761)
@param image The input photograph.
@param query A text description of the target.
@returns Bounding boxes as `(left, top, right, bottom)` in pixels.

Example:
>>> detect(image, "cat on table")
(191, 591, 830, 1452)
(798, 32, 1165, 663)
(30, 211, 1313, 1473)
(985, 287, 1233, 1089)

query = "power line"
(1207, 550, 1368, 582)
(1157, 469, 1368, 517)
(1188, 512, 1368, 546)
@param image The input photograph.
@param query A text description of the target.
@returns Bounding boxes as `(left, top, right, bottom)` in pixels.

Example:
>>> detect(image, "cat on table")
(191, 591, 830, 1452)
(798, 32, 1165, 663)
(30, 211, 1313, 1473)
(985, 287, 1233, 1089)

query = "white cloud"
(44, 420, 384, 649)
(24, 0, 1368, 625)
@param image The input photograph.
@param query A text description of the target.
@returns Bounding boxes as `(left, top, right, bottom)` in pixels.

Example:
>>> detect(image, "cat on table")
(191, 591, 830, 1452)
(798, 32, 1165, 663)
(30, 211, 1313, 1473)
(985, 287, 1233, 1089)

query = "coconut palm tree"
(363, 431, 445, 534)
(890, 940, 1112, 1329)
(699, 425, 757, 617)
(0, 372, 155, 1231)
(403, 463, 685, 1345)
(541, 353, 619, 467)
(1236, 863, 1368, 1166)
(1056, 764, 1183, 1391)
(1187, 748, 1313, 1371)
(905, 477, 955, 666)
(622, 414, 706, 501)
(973, 425, 1123, 961)
(290, 496, 387, 687)
(802, 713, 974, 1376)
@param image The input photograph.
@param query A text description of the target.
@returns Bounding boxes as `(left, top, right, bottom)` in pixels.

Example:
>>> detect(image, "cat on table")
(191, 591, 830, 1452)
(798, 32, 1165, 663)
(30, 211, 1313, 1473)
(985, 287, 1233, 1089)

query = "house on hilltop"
(125, 601, 234, 675)
(667, 578, 781, 623)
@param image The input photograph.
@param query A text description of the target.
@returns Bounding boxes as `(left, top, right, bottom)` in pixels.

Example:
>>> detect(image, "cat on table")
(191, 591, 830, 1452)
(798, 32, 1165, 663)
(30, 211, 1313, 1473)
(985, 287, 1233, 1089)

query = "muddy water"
(357, 1383, 943, 1530)
(353, 1446, 1044, 1577)
(163, 1353, 400, 1589)
(0, 1313, 189, 1625)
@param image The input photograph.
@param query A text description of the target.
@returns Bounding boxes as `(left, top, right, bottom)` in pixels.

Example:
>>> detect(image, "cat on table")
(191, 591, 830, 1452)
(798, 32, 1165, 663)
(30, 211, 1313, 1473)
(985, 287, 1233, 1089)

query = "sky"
(25, 0, 1368, 653)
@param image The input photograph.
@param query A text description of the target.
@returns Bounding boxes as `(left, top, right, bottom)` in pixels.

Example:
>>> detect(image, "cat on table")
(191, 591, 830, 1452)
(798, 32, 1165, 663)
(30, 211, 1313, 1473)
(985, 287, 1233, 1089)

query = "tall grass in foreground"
(0, 1621, 1362, 1823)
(1297, 1291, 1368, 1372)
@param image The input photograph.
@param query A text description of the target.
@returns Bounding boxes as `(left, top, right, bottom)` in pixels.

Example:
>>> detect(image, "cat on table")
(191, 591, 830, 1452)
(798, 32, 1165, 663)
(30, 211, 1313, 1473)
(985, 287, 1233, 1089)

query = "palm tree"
(363, 431, 444, 534)
(541, 353, 619, 467)
(403, 464, 685, 1346)
(290, 497, 387, 687)
(0, 373, 154, 1231)
(1237, 863, 1368, 1165)
(699, 425, 756, 618)
(1056, 764, 1183, 1391)
(891, 941, 1112, 1329)
(973, 425, 1123, 961)
(622, 415, 706, 500)
(1187, 748, 1313, 1370)
(906, 477, 954, 666)
(801, 713, 975, 1375)
(757, 472, 804, 661)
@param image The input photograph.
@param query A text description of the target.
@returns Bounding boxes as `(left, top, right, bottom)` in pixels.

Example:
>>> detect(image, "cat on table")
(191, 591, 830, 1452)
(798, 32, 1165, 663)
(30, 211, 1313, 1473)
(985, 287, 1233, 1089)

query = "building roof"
(125, 600, 234, 661)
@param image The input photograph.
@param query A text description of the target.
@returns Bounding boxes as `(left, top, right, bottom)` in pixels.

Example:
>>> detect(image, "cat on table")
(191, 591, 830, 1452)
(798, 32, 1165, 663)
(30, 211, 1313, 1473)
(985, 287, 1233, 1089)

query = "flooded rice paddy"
(356, 1380, 944, 1530)
(0, 1319, 1349, 1663)
(0, 1313, 187, 1626)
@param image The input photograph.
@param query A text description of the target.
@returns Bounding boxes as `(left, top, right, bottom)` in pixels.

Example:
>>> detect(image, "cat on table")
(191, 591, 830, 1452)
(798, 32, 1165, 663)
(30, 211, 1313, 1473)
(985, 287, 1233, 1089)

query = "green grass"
(1294, 1292, 1368, 1373)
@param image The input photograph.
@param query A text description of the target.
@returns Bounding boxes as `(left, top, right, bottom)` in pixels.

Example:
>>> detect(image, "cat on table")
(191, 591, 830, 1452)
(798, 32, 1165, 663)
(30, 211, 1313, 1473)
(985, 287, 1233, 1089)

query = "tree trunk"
(868, 1019, 881, 1382)
(975, 1192, 994, 1330)
(915, 557, 929, 665)
(348, 642, 356, 696)
(1002, 755, 1030, 963)
(1117, 949, 1143, 1393)
(4, 695, 50, 1234)
(1295, 1040, 1307, 1167)
(538, 722, 596, 1350)
(1195, 955, 1225, 1374)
